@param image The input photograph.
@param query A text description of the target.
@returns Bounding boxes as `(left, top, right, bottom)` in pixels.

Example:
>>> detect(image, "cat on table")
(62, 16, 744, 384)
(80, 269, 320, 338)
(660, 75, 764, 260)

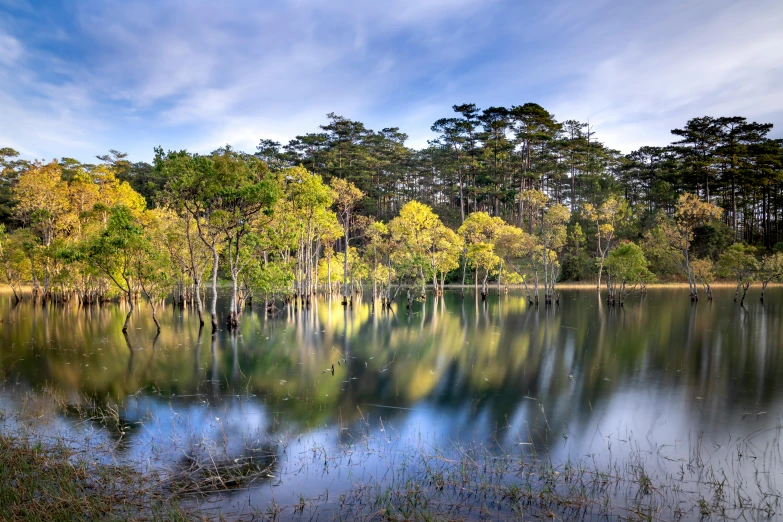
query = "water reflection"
(2, 288, 783, 506)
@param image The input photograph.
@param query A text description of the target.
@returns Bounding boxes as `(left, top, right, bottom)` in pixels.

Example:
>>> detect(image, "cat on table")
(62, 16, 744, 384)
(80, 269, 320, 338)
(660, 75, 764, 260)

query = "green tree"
(331, 178, 364, 305)
(653, 193, 723, 300)
(0, 147, 29, 226)
(0, 224, 31, 301)
(510, 103, 560, 226)
(759, 252, 783, 302)
(539, 203, 570, 303)
(212, 150, 279, 327)
(671, 117, 720, 201)
(158, 150, 222, 328)
(605, 241, 654, 305)
(717, 243, 758, 306)
(583, 197, 628, 290)
(457, 211, 505, 297)
(390, 201, 456, 299)
(132, 210, 175, 332)
(86, 205, 145, 332)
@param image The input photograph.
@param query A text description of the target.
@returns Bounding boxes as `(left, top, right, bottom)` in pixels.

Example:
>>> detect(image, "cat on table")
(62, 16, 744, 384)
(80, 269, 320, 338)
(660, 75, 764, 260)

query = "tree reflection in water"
(1, 287, 783, 514)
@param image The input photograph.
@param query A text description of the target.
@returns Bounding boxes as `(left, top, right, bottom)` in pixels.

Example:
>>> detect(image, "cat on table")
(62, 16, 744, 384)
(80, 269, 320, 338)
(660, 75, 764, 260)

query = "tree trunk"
(150, 300, 161, 332)
(228, 272, 238, 328)
(732, 174, 737, 239)
(596, 255, 605, 291)
(210, 247, 219, 331)
(461, 255, 467, 297)
(122, 291, 134, 333)
(195, 280, 204, 325)
(740, 282, 750, 306)
(342, 222, 349, 305)
(518, 180, 524, 228)
(497, 261, 502, 296)
(459, 171, 465, 223)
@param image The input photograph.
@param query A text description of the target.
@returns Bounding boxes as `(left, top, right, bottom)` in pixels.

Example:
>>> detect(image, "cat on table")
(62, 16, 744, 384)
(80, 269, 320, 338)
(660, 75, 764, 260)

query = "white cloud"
(0, 33, 22, 65)
(546, 0, 783, 152)
(1, 0, 781, 161)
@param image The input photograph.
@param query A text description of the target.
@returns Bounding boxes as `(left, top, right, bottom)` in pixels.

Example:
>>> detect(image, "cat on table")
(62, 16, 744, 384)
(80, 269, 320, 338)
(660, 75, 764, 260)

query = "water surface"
(1, 288, 782, 519)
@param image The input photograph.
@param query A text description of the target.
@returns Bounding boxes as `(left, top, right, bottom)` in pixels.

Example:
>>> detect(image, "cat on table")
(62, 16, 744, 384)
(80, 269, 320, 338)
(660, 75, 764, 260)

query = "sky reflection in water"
(1, 288, 782, 512)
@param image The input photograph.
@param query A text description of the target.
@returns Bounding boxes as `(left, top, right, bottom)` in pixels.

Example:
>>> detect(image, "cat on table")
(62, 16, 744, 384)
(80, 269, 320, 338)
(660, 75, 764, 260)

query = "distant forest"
(2, 104, 783, 329)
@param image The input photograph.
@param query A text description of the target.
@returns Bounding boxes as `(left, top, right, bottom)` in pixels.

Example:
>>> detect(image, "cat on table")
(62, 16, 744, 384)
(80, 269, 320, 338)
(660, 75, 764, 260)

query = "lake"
(1, 287, 782, 520)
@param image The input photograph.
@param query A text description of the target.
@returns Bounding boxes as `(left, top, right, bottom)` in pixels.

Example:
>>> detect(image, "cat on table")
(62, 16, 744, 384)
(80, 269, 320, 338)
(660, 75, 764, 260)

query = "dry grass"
(0, 433, 190, 522)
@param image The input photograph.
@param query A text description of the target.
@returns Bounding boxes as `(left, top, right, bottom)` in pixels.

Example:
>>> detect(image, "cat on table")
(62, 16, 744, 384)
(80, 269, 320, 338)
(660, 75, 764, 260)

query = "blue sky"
(1, 0, 782, 162)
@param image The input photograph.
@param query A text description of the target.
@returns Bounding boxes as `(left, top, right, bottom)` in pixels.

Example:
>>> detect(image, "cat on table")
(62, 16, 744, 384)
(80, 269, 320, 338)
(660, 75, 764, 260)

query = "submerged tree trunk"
(461, 255, 468, 297)
(342, 226, 349, 306)
(150, 299, 161, 332)
(740, 281, 751, 306)
(122, 291, 134, 333)
(534, 270, 539, 305)
(228, 272, 239, 328)
(327, 254, 332, 296)
(210, 248, 219, 331)
(195, 280, 204, 325)
(522, 275, 533, 304)
(596, 254, 605, 291)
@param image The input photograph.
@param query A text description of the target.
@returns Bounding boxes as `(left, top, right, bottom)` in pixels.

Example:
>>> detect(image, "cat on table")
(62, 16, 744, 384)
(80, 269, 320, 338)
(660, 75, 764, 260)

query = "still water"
(1, 288, 782, 518)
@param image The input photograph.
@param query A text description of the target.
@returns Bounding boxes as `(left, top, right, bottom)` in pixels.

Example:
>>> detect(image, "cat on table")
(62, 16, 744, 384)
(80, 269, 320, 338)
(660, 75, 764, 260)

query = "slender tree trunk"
(327, 254, 332, 296)
(122, 291, 134, 333)
(150, 300, 161, 332)
(596, 252, 605, 291)
(342, 222, 349, 305)
(517, 181, 524, 228)
(543, 247, 549, 302)
(461, 255, 468, 297)
(570, 169, 575, 213)
(705, 172, 710, 202)
(210, 247, 219, 331)
(229, 271, 238, 327)
(497, 260, 502, 295)
(195, 280, 204, 325)
(459, 171, 465, 223)
(732, 175, 738, 239)
(740, 281, 750, 306)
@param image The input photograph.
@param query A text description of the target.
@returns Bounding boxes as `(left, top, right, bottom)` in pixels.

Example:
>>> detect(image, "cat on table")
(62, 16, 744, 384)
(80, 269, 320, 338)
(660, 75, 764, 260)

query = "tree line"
(2, 104, 783, 331)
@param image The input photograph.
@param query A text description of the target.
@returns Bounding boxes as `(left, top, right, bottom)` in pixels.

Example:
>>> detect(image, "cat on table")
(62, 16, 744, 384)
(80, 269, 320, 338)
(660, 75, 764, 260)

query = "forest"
(2, 103, 783, 331)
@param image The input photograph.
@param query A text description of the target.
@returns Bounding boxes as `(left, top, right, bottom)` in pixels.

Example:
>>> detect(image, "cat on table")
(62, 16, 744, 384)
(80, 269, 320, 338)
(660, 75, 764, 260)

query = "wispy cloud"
(546, 0, 783, 151)
(0, 0, 781, 161)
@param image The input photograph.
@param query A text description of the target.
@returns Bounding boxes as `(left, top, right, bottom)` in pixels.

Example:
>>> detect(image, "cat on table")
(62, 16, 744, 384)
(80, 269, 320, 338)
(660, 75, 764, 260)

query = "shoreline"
(2, 281, 782, 296)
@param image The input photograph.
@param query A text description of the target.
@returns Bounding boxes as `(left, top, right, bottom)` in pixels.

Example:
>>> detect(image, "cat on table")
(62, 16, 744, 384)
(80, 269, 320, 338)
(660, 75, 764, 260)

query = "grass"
(0, 432, 189, 522)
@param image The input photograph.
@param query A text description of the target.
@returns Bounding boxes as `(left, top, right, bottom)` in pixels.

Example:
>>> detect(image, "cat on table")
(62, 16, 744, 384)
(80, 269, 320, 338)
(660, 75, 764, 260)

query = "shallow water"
(1, 288, 782, 519)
